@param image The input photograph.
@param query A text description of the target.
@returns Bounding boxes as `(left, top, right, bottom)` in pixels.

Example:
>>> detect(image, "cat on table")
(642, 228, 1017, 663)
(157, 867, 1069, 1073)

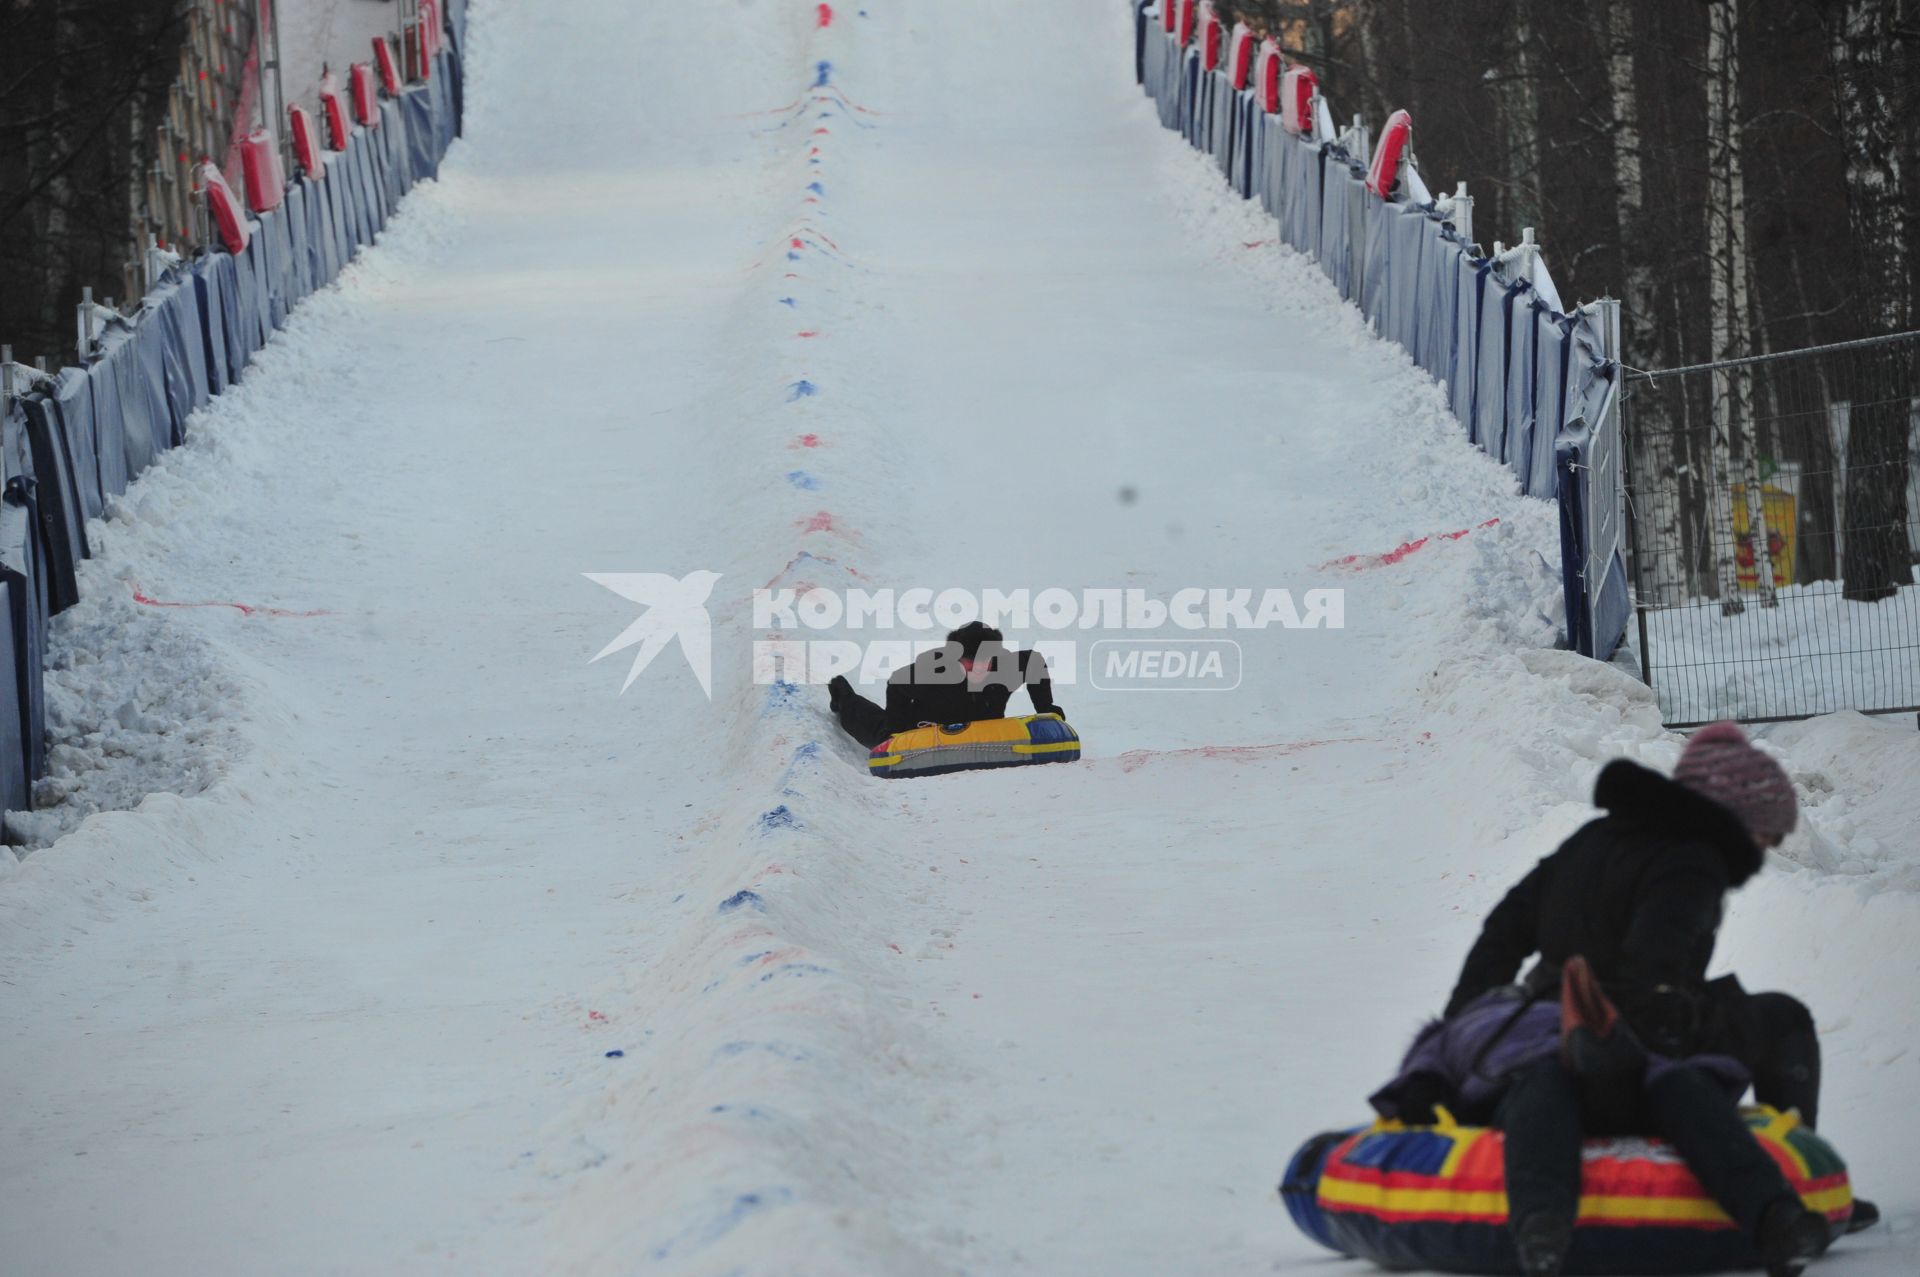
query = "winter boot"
(1844, 1197, 1880, 1235)
(1757, 1197, 1829, 1277)
(1512, 1211, 1574, 1277)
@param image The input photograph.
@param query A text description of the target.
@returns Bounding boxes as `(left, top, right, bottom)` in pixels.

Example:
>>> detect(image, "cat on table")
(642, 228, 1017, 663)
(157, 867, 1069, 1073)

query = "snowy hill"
(0, 1, 1914, 1273)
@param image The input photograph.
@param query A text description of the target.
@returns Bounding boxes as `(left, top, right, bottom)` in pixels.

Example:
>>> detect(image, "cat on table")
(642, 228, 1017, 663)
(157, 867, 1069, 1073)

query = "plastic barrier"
(1280, 65, 1317, 137)
(1135, 17, 1627, 661)
(239, 129, 286, 213)
(0, 26, 467, 826)
(290, 105, 326, 180)
(321, 74, 351, 150)
(350, 62, 379, 127)
(373, 37, 402, 96)
(1228, 24, 1255, 91)
(198, 162, 251, 256)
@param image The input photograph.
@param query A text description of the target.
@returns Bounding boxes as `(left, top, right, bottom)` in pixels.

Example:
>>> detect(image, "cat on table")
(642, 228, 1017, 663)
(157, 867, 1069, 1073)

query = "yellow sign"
(1731, 485, 1796, 590)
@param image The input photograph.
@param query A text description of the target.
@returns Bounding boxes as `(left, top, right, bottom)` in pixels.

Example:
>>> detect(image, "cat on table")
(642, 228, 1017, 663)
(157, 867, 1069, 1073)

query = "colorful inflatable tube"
(868, 714, 1080, 779)
(1281, 1109, 1853, 1275)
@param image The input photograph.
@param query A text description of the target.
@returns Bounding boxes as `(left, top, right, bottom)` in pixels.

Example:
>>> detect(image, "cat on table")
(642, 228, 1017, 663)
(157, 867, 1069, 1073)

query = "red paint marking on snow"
(812, 127, 831, 136)
(131, 586, 330, 619)
(587, 1010, 607, 1022)
(795, 330, 820, 338)
(736, 96, 805, 117)
(803, 196, 820, 204)
(791, 433, 823, 448)
(1242, 239, 1270, 248)
(800, 511, 836, 534)
(784, 272, 801, 279)
(796, 226, 843, 252)
(810, 146, 822, 156)
(1115, 736, 1376, 774)
(1318, 518, 1501, 571)
(816, 3, 833, 28)
(790, 237, 806, 250)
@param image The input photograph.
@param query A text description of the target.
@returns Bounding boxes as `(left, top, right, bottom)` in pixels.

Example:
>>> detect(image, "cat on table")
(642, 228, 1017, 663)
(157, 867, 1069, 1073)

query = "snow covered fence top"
(1134, 1, 1627, 663)
(0, 0, 469, 828)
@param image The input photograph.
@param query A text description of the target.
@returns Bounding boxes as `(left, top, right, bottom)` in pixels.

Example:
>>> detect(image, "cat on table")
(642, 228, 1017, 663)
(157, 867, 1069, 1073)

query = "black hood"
(1593, 759, 1766, 887)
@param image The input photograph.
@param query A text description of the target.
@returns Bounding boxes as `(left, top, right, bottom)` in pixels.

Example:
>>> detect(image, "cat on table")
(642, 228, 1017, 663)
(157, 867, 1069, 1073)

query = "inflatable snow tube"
(1281, 1109, 1854, 1275)
(868, 714, 1080, 779)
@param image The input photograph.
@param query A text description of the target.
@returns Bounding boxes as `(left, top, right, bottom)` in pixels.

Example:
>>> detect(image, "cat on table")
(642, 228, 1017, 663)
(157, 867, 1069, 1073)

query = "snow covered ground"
(2, 1, 1917, 1273)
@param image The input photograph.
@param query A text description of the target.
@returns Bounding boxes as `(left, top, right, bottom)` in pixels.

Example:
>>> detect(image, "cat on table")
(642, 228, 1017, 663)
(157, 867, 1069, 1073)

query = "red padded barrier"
(1368, 109, 1412, 198)
(198, 162, 251, 255)
(237, 129, 285, 213)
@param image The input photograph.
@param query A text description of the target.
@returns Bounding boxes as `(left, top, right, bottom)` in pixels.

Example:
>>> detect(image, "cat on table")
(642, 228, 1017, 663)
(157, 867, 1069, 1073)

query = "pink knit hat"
(1673, 722, 1798, 846)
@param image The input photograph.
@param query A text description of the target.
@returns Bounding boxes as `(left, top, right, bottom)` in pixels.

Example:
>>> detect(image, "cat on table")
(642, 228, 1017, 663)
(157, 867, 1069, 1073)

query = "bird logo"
(584, 570, 722, 697)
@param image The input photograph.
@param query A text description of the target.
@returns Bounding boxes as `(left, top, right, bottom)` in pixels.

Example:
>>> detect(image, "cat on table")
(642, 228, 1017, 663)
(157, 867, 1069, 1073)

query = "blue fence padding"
(15, 398, 86, 616)
(1531, 309, 1572, 499)
(1500, 289, 1538, 473)
(1450, 254, 1485, 428)
(1416, 220, 1462, 385)
(403, 89, 440, 185)
(0, 573, 24, 817)
(1135, 1, 1153, 84)
(1319, 160, 1365, 302)
(51, 368, 105, 523)
(1, 38, 467, 818)
(0, 479, 47, 785)
(1472, 271, 1517, 451)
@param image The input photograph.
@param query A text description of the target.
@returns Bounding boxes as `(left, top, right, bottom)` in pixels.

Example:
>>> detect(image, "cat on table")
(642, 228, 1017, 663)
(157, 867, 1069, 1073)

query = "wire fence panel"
(1623, 332, 1920, 726)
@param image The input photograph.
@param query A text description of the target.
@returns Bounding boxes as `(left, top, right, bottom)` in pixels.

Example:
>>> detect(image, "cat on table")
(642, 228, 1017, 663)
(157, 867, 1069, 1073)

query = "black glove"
(1390, 1070, 1451, 1125)
(1039, 704, 1065, 720)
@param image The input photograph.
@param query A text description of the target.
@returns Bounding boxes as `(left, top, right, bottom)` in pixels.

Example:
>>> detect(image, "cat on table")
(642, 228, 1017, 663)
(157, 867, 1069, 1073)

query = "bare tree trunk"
(1824, 0, 1914, 602)
(1705, 0, 1773, 610)
(1498, 0, 1546, 233)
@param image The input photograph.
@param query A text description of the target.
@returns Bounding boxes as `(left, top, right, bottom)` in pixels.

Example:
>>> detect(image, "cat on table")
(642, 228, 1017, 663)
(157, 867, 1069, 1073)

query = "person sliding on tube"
(1370, 724, 1858, 1277)
(828, 621, 1062, 749)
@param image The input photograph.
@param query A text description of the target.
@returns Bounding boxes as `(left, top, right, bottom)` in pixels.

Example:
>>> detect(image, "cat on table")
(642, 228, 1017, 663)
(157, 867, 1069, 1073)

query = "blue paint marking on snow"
(786, 470, 821, 490)
(814, 60, 832, 86)
(701, 979, 722, 993)
(759, 963, 834, 982)
(806, 181, 826, 195)
(787, 379, 818, 400)
(672, 892, 685, 904)
(817, 110, 834, 120)
(738, 950, 773, 966)
(606, 1049, 624, 1058)
(713, 1040, 812, 1062)
(710, 1103, 778, 1120)
(778, 296, 798, 308)
(763, 679, 803, 714)
(786, 251, 803, 262)
(808, 156, 821, 165)
(717, 889, 765, 915)
(647, 1188, 795, 1262)
(758, 804, 800, 832)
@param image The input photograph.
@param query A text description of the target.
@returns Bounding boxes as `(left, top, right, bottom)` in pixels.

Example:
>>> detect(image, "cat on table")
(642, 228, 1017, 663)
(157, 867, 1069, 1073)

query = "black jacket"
(882, 646, 1057, 734)
(1444, 760, 1764, 1055)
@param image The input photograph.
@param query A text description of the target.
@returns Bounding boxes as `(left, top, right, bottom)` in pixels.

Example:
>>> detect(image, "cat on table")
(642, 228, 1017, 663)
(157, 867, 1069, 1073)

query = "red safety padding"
(1257, 40, 1283, 114)
(289, 105, 325, 180)
(349, 62, 379, 126)
(421, 0, 442, 57)
(320, 73, 350, 149)
(1281, 65, 1319, 136)
(1368, 108, 1412, 198)
(373, 36, 402, 95)
(1228, 24, 1256, 90)
(409, 22, 434, 81)
(1177, 0, 1196, 46)
(198, 162, 251, 255)
(1198, 3, 1223, 70)
(1162, 0, 1176, 34)
(237, 128, 285, 213)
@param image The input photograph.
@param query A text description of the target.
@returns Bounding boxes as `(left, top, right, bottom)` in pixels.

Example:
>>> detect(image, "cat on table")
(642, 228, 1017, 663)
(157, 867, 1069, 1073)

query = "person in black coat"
(827, 621, 1062, 749)
(1440, 723, 1853, 1277)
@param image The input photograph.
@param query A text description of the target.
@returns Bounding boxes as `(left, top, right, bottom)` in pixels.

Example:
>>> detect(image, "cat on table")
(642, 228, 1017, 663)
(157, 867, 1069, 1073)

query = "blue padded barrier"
(15, 396, 87, 615)
(0, 474, 48, 786)
(51, 368, 104, 523)
(0, 570, 25, 817)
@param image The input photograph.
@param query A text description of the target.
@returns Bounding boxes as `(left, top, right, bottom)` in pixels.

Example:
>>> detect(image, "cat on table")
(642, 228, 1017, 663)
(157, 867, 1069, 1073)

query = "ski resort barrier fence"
(1135, 1, 1628, 669)
(0, 1, 469, 826)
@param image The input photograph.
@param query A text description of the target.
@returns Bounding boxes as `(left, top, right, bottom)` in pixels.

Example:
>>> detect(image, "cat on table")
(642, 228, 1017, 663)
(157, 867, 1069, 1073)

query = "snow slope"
(2, 1, 1916, 1273)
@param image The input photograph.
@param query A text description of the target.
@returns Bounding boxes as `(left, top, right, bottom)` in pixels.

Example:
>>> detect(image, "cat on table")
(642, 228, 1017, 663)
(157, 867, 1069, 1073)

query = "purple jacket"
(1369, 987, 1750, 1121)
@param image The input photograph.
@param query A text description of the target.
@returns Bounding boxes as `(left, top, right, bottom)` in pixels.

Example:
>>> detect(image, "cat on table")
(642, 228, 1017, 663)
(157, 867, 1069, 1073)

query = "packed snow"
(1, 1, 1916, 1274)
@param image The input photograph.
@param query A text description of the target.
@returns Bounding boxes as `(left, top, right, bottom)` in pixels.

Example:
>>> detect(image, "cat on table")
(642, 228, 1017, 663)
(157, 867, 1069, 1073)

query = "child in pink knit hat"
(1672, 721, 1799, 848)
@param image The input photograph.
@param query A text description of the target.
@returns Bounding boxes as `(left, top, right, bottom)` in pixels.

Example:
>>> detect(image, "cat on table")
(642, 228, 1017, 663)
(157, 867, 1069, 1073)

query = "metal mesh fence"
(1622, 332, 1920, 726)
